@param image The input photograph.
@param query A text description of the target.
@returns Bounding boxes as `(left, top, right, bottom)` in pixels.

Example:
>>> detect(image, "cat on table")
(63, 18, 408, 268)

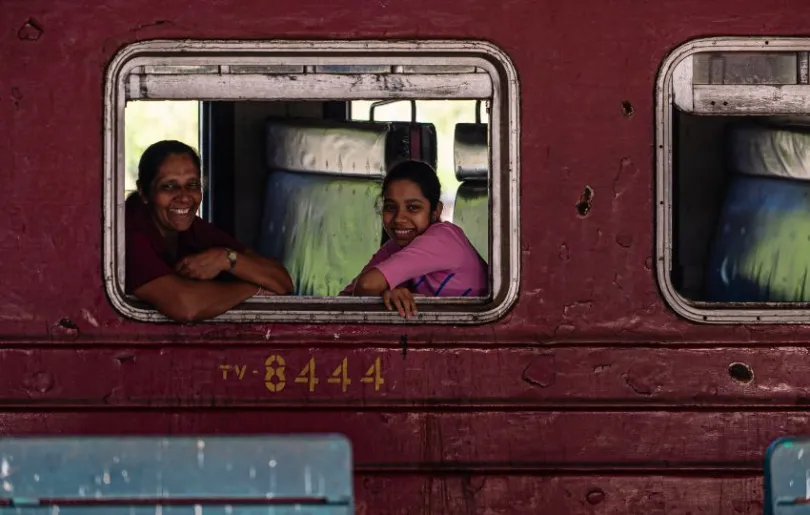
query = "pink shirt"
(345, 222, 488, 297)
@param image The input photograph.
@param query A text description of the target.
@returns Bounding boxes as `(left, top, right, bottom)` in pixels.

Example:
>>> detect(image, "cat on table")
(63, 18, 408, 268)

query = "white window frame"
(103, 39, 521, 324)
(656, 36, 810, 323)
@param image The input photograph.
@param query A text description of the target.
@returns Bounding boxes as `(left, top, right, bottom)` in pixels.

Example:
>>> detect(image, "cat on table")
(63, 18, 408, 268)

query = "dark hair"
(382, 160, 442, 210)
(132, 140, 201, 200)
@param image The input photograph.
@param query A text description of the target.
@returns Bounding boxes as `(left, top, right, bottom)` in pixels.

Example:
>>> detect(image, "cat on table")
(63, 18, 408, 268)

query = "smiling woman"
(125, 140, 294, 322)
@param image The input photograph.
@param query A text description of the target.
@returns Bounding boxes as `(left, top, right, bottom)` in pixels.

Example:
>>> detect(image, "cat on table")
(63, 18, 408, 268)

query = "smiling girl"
(343, 160, 488, 318)
(125, 140, 293, 322)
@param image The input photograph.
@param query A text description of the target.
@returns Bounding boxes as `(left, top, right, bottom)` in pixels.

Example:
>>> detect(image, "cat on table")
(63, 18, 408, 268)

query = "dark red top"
(125, 198, 246, 293)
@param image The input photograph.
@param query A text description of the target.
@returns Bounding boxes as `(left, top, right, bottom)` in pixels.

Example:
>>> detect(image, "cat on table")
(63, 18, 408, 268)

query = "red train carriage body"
(3, 0, 810, 512)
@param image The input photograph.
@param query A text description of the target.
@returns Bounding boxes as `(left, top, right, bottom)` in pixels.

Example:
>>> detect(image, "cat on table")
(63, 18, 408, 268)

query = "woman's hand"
(175, 248, 229, 280)
(382, 287, 417, 319)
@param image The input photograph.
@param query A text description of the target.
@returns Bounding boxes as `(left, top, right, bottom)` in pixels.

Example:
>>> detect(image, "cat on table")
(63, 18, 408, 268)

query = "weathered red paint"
(3, 0, 810, 512)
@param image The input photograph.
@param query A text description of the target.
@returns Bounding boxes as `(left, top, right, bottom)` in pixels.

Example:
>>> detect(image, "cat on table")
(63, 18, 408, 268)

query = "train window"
(657, 37, 810, 323)
(104, 40, 520, 324)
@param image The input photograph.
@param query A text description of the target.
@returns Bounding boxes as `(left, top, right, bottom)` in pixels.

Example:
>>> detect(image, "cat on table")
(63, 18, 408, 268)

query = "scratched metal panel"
(355, 475, 766, 514)
(4, 0, 810, 343)
(5, 0, 810, 512)
(0, 410, 799, 467)
(0, 436, 352, 502)
(4, 346, 810, 406)
(0, 476, 771, 514)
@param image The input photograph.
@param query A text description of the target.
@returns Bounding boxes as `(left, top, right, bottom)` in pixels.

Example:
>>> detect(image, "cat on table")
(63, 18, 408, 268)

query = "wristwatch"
(225, 248, 238, 270)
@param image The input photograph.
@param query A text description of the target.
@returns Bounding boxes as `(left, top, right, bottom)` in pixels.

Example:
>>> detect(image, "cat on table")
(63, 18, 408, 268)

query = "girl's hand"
(382, 287, 417, 319)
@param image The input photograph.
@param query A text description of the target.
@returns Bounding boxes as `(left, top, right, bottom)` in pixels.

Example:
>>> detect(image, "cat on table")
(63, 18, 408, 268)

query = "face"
(381, 179, 442, 246)
(140, 153, 202, 236)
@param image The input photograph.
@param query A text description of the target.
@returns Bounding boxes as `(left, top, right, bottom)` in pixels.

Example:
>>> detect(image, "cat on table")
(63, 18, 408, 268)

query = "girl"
(343, 160, 488, 318)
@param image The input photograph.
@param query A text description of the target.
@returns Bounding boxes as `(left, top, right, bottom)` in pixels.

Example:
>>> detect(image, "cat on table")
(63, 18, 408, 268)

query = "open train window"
(657, 37, 810, 323)
(104, 40, 520, 324)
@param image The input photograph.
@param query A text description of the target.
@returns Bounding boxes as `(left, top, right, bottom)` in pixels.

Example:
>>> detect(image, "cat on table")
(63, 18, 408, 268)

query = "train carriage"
(6, 0, 810, 512)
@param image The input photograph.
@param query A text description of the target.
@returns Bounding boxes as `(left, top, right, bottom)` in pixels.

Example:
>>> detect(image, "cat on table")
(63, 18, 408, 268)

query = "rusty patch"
(554, 324, 576, 336)
(114, 354, 136, 364)
(17, 19, 43, 41)
(522, 354, 556, 388)
(130, 20, 171, 33)
(23, 372, 54, 394)
(563, 301, 593, 318)
(575, 186, 594, 217)
(10, 87, 22, 109)
(612, 273, 625, 291)
(623, 365, 663, 396)
(613, 157, 636, 199)
(621, 100, 635, 117)
(558, 243, 570, 261)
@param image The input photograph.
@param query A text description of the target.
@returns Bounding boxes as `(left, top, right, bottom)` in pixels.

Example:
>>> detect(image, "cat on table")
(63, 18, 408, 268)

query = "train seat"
(451, 122, 490, 263)
(705, 123, 810, 302)
(0, 435, 354, 513)
(256, 117, 437, 296)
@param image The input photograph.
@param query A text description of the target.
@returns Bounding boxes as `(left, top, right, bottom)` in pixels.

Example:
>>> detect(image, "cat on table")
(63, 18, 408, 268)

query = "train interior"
(670, 51, 810, 304)
(672, 112, 810, 304)
(124, 98, 491, 298)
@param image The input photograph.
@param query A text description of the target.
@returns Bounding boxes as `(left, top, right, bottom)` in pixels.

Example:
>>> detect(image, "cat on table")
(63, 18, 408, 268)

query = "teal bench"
(0, 435, 353, 514)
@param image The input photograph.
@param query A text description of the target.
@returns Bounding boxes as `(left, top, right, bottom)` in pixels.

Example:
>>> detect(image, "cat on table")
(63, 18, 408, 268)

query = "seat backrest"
(705, 123, 810, 302)
(0, 435, 353, 513)
(257, 117, 437, 296)
(387, 121, 438, 171)
(452, 122, 490, 263)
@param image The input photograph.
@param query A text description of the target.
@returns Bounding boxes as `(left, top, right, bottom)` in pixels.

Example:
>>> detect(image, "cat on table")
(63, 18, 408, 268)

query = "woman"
(343, 160, 488, 318)
(126, 140, 293, 322)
